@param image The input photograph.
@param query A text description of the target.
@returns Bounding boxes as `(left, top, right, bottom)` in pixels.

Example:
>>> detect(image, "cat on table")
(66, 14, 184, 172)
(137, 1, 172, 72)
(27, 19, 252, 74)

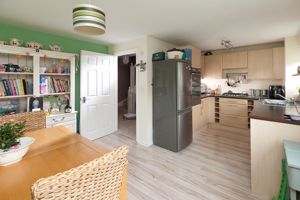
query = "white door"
(80, 51, 117, 140)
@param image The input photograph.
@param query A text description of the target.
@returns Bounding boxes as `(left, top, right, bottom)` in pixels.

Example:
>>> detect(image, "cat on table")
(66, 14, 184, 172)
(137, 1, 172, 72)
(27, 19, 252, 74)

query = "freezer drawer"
(177, 109, 193, 151)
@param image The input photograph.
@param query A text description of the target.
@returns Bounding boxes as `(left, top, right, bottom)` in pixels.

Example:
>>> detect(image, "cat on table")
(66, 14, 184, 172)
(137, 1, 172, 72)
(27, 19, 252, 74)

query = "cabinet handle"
(53, 117, 65, 122)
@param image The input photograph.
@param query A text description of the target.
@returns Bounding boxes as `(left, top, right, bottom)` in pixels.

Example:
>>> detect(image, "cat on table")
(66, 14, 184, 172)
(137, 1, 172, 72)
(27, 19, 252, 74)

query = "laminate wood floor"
(94, 125, 262, 200)
(117, 105, 136, 140)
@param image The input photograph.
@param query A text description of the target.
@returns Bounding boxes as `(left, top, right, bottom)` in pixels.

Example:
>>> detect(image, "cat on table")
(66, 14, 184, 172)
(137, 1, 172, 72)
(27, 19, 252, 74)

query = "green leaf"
(0, 121, 26, 150)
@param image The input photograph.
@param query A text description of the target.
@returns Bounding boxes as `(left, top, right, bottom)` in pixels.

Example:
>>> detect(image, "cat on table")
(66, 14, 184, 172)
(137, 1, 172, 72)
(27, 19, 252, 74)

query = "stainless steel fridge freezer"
(153, 59, 193, 152)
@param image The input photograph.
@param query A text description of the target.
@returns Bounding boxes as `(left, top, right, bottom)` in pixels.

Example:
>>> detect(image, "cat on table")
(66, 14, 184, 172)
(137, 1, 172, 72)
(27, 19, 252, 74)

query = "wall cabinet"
(222, 51, 247, 69)
(178, 45, 201, 68)
(248, 49, 273, 79)
(248, 48, 285, 80)
(203, 47, 285, 80)
(203, 55, 222, 79)
(272, 47, 285, 79)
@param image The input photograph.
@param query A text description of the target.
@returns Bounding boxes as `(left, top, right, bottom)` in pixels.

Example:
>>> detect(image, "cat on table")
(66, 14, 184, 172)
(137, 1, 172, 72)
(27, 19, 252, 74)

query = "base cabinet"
(220, 114, 248, 129)
(192, 98, 209, 133)
(46, 112, 77, 133)
(216, 98, 250, 129)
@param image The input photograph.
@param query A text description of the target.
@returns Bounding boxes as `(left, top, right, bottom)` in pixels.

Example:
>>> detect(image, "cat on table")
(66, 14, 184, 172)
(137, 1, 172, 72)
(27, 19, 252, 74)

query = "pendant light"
(73, 3, 106, 35)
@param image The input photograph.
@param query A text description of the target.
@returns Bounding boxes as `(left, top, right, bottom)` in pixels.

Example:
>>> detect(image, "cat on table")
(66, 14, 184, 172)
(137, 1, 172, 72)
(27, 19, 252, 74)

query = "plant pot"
(0, 137, 35, 166)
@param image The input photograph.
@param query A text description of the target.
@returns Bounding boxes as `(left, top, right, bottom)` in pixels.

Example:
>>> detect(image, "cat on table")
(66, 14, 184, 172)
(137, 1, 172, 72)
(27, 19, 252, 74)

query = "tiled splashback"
(202, 78, 284, 94)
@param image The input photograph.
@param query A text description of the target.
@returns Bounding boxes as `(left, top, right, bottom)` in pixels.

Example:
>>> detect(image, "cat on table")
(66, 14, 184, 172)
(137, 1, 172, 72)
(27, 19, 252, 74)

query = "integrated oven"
(191, 68, 201, 96)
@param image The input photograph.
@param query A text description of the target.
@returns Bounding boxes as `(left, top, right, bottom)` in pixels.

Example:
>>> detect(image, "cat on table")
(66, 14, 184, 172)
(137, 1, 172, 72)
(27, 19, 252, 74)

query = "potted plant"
(0, 121, 35, 166)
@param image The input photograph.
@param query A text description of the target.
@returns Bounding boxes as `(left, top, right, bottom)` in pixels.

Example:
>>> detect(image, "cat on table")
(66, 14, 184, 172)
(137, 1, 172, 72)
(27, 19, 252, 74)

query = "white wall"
(285, 35, 300, 99)
(109, 36, 175, 146)
(145, 36, 175, 145)
(202, 78, 283, 94)
(109, 36, 149, 146)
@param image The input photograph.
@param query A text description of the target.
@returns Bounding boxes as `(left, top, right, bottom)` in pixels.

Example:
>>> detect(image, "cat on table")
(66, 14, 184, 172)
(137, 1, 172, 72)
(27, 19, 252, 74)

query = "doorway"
(117, 54, 136, 140)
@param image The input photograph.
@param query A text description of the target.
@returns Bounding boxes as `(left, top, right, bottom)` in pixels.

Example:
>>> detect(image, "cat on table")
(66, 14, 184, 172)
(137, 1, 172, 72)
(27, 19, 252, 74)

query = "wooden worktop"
(250, 102, 300, 126)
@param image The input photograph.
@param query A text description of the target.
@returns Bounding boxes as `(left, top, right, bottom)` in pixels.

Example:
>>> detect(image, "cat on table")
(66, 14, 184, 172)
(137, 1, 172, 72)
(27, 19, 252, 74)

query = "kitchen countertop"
(250, 102, 300, 126)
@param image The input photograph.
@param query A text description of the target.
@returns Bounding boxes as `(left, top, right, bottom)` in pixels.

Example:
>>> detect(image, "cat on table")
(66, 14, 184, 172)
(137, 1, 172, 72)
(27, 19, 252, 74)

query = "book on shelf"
(40, 75, 70, 94)
(0, 100, 19, 116)
(0, 79, 33, 96)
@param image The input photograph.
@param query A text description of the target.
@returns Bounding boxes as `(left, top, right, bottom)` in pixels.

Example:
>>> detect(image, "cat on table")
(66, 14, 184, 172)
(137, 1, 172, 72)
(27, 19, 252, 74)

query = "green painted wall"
(0, 23, 108, 132)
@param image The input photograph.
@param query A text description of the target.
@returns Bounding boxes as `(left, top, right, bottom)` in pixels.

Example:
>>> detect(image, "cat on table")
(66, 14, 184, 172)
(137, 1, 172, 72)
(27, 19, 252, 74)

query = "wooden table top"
(0, 126, 126, 200)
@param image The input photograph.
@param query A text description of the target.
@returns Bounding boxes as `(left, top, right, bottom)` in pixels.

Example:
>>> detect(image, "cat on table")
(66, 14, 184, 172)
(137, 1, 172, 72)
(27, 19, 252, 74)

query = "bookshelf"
(40, 73, 71, 76)
(0, 44, 76, 129)
(0, 72, 34, 75)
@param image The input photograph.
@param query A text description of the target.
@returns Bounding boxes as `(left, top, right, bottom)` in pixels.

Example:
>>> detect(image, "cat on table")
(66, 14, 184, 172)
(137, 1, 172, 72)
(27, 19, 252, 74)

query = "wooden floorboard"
(94, 125, 262, 200)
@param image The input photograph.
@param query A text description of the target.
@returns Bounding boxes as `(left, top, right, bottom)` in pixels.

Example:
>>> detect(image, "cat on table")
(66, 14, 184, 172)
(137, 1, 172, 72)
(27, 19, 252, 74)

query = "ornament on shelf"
(9, 38, 22, 47)
(0, 41, 8, 45)
(49, 45, 61, 52)
(25, 42, 43, 52)
(25, 42, 35, 48)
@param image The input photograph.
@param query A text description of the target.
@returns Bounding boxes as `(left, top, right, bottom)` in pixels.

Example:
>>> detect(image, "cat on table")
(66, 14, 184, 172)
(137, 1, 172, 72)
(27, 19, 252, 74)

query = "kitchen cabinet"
(192, 98, 209, 134)
(177, 45, 201, 67)
(272, 47, 285, 79)
(208, 97, 215, 123)
(248, 49, 273, 79)
(222, 51, 247, 69)
(200, 55, 204, 70)
(217, 98, 249, 129)
(203, 55, 222, 79)
(46, 112, 77, 133)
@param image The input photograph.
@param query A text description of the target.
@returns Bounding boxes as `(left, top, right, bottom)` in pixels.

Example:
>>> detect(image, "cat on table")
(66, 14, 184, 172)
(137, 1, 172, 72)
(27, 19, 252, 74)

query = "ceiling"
(0, 0, 299, 50)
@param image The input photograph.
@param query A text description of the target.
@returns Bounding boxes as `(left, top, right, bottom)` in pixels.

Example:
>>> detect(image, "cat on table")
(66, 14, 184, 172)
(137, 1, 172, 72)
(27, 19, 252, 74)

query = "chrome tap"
(275, 93, 287, 100)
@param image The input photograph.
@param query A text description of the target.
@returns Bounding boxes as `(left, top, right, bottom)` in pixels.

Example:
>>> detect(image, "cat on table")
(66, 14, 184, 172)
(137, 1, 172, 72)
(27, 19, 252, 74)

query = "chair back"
(0, 111, 46, 132)
(32, 145, 129, 200)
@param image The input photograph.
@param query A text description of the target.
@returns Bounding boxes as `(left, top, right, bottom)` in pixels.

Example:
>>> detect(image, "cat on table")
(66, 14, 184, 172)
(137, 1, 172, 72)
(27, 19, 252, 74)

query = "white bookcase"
(0, 44, 77, 132)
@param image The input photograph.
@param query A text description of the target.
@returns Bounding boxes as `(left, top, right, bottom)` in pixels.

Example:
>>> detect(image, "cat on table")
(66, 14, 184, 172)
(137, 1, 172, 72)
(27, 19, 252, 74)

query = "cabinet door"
(203, 55, 222, 79)
(53, 121, 77, 133)
(192, 104, 202, 134)
(248, 49, 273, 79)
(222, 51, 247, 69)
(219, 114, 248, 129)
(177, 45, 201, 68)
(202, 98, 209, 125)
(272, 47, 285, 80)
(220, 103, 248, 117)
(192, 98, 210, 134)
(200, 55, 204, 69)
(219, 98, 248, 105)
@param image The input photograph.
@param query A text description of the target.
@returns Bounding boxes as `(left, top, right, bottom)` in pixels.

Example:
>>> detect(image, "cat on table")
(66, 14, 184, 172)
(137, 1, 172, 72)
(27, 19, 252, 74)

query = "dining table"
(0, 126, 127, 200)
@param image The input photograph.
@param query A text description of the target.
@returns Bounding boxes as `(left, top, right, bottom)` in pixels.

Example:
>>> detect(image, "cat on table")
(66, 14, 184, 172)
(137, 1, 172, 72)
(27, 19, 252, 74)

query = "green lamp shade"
(73, 4, 106, 35)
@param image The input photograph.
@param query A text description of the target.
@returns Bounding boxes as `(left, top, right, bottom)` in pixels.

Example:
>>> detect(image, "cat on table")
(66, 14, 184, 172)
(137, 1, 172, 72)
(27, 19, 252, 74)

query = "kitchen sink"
(262, 99, 287, 106)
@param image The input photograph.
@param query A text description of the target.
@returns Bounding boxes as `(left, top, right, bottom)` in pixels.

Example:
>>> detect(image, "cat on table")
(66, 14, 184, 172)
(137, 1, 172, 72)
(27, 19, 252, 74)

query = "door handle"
(81, 97, 87, 103)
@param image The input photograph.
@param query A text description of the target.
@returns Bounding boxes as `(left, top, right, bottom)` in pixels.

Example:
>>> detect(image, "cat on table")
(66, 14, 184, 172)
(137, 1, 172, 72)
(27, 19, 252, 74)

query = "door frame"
(114, 49, 137, 139)
(79, 50, 118, 136)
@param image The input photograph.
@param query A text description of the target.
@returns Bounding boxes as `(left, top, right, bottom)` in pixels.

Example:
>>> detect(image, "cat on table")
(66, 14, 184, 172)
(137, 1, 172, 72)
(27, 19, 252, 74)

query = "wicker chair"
(31, 146, 129, 200)
(0, 111, 46, 132)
